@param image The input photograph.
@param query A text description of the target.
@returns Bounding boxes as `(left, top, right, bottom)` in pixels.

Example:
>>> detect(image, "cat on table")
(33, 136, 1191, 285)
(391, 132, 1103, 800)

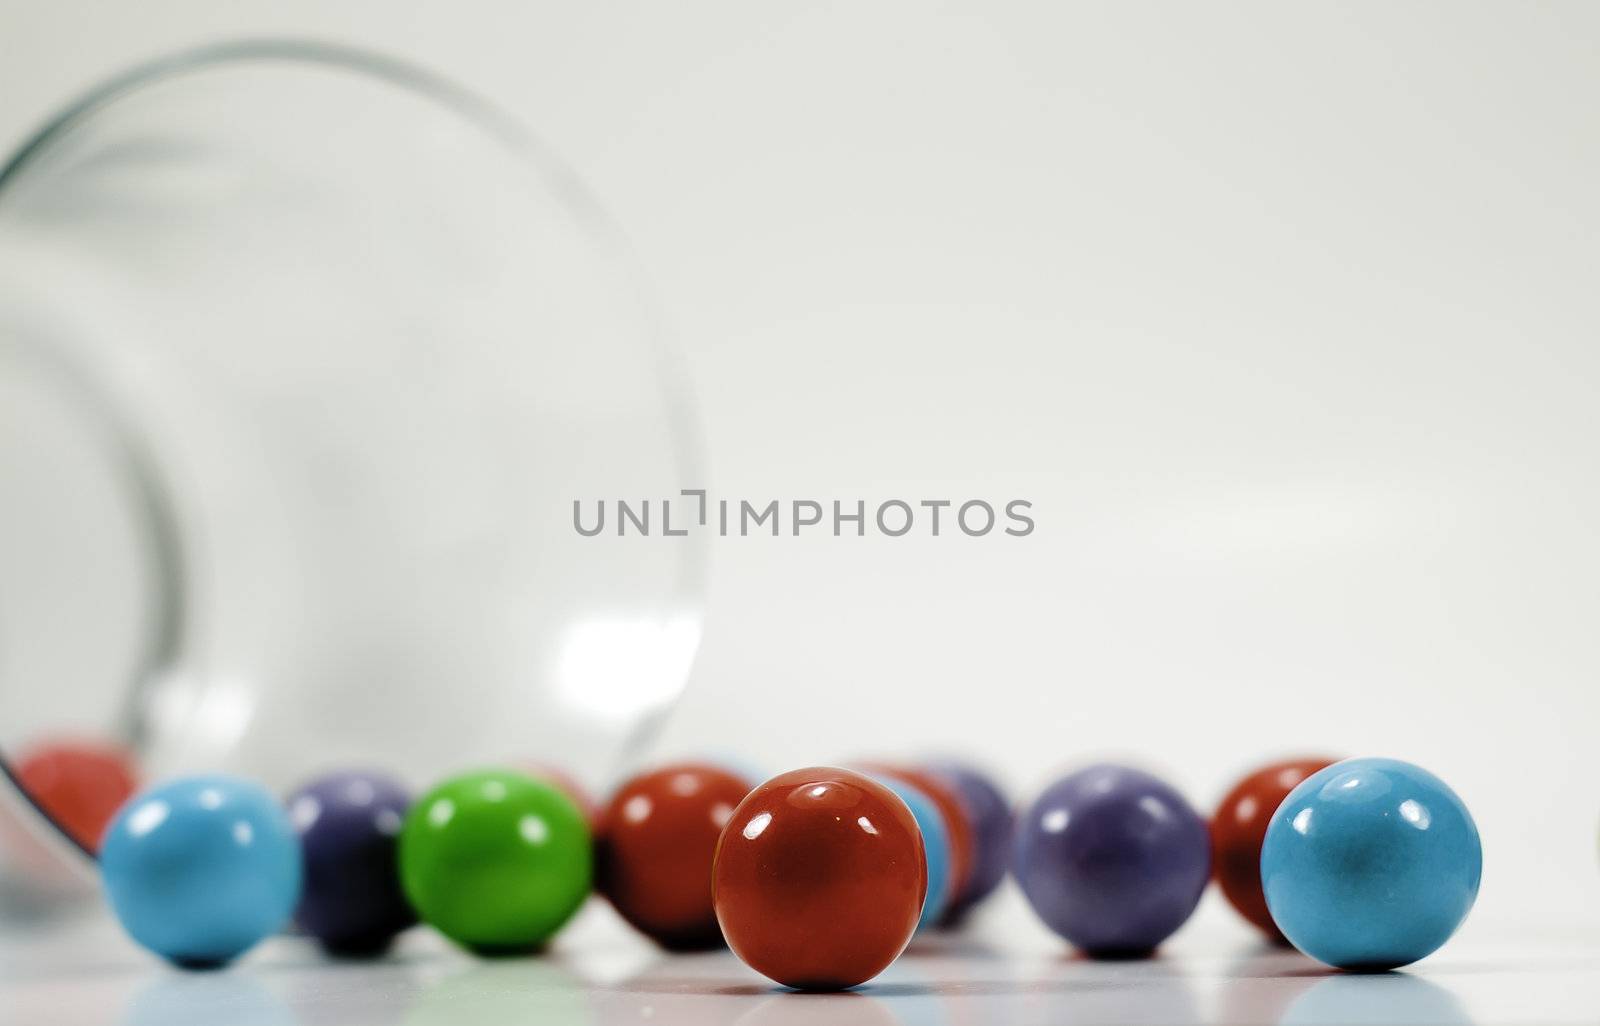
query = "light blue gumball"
(1261, 758, 1481, 970)
(871, 775, 951, 929)
(101, 774, 302, 967)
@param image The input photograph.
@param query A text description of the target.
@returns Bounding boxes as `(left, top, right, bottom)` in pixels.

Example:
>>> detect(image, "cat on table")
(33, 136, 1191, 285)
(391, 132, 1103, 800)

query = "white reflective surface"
(4, 894, 1597, 1026)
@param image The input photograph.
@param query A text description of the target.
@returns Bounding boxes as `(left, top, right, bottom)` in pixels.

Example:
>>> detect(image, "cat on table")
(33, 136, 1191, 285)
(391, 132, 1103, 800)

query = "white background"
(3, 2, 1598, 941)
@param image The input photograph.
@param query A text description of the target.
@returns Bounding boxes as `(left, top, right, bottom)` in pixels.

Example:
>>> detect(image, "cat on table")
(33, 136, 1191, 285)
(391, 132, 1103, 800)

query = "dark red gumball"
(713, 767, 926, 990)
(14, 741, 138, 852)
(596, 762, 752, 950)
(1211, 756, 1338, 942)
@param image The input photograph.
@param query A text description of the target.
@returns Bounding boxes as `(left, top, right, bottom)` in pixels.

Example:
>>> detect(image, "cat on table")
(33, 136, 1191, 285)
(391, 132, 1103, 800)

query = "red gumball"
(1211, 756, 1337, 942)
(713, 767, 926, 990)
(13, 741, 138, 852)
(596, 761, 752, 949)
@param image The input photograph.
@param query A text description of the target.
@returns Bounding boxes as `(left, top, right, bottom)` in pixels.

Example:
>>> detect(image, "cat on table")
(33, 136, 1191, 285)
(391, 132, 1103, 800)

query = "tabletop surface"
(4, 896, 1598, 1026)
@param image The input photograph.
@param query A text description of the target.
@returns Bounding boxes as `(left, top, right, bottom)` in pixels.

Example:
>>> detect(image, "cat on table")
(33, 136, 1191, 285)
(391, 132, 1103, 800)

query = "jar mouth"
(0, 308, 182, 865)
(0, 39, 706, 886)
(0, 39, 540, 195)
(0, 758, 92, 863)
(0, 754, 98, 917)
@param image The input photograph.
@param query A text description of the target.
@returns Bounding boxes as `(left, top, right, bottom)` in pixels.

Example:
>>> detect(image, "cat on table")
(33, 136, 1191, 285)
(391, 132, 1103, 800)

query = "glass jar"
(0, 40, 704, 904)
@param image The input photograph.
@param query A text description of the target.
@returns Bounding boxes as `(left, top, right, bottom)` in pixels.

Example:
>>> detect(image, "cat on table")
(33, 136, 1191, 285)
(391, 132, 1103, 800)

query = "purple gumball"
(286, 770, 417, 954)
(923, 759, 1012, 923)
(1013, 764, 1209, 957)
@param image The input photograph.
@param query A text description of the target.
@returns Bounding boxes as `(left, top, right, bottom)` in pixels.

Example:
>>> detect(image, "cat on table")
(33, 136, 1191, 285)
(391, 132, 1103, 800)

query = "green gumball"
(399, 769, 592, 952)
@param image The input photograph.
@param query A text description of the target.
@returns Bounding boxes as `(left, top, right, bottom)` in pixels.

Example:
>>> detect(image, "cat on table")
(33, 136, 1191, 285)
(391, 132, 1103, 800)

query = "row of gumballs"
(91, 758, 995, 969)
(667, 756, 1480, 987)
(90, 753, 1481, 989)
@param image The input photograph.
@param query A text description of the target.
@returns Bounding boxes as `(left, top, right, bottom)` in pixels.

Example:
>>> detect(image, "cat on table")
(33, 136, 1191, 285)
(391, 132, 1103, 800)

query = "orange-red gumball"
(14, 741, 138, 852)
(596, 762, 752, 949)
(713, 767, 926, 990)
(1211, 756, 1337, 941)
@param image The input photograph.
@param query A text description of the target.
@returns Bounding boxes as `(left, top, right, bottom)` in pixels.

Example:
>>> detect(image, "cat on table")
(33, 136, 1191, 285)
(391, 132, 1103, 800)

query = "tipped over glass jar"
(0, 40, 704, 909)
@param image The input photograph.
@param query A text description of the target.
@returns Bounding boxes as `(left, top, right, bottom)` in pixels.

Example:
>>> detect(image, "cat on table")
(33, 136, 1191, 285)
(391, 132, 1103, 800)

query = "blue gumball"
(101, 775, 302, 967)
(869, 775, 951, 928)
(1261, 758, 1481, 970)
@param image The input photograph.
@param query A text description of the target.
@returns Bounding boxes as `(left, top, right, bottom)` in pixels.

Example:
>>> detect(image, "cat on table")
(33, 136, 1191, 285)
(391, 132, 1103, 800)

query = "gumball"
(101, 775, 301, 967)
(14, 740, 137, 852)
(713, 767, 926, 990)
(1261, 758, 1481, 970)
(922, 758, 1011, 922)
(859, 763, 975, 904)
(595, 761, 751, 950)
(285, 770, 416, 954)
(867, 774, 951, 928)
(399, 769, 590, 952)
(1210, 757, 1337, 943)
(1013, 764, 1210, 957)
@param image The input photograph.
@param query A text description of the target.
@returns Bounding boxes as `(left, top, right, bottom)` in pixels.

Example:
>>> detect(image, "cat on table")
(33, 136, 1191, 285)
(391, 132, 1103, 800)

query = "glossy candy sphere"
(15, 740, 137, 852)
(595, 762, 751, 950)
(923, 759, 1011, 922)
(1013, 764, 1210, 957)
(868, 774, 951, 928)
(1211, 757, 1337, 943)
(101, 775, 301, 967)
(1261, 758, 1481, 970)
(286, 770, 416, 954)
(398, 769, 590, 952)
(713, 767, 926, 990)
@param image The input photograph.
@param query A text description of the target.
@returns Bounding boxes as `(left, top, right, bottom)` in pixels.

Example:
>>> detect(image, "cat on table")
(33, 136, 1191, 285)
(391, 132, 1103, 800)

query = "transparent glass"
(0, 41, 704, 900)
